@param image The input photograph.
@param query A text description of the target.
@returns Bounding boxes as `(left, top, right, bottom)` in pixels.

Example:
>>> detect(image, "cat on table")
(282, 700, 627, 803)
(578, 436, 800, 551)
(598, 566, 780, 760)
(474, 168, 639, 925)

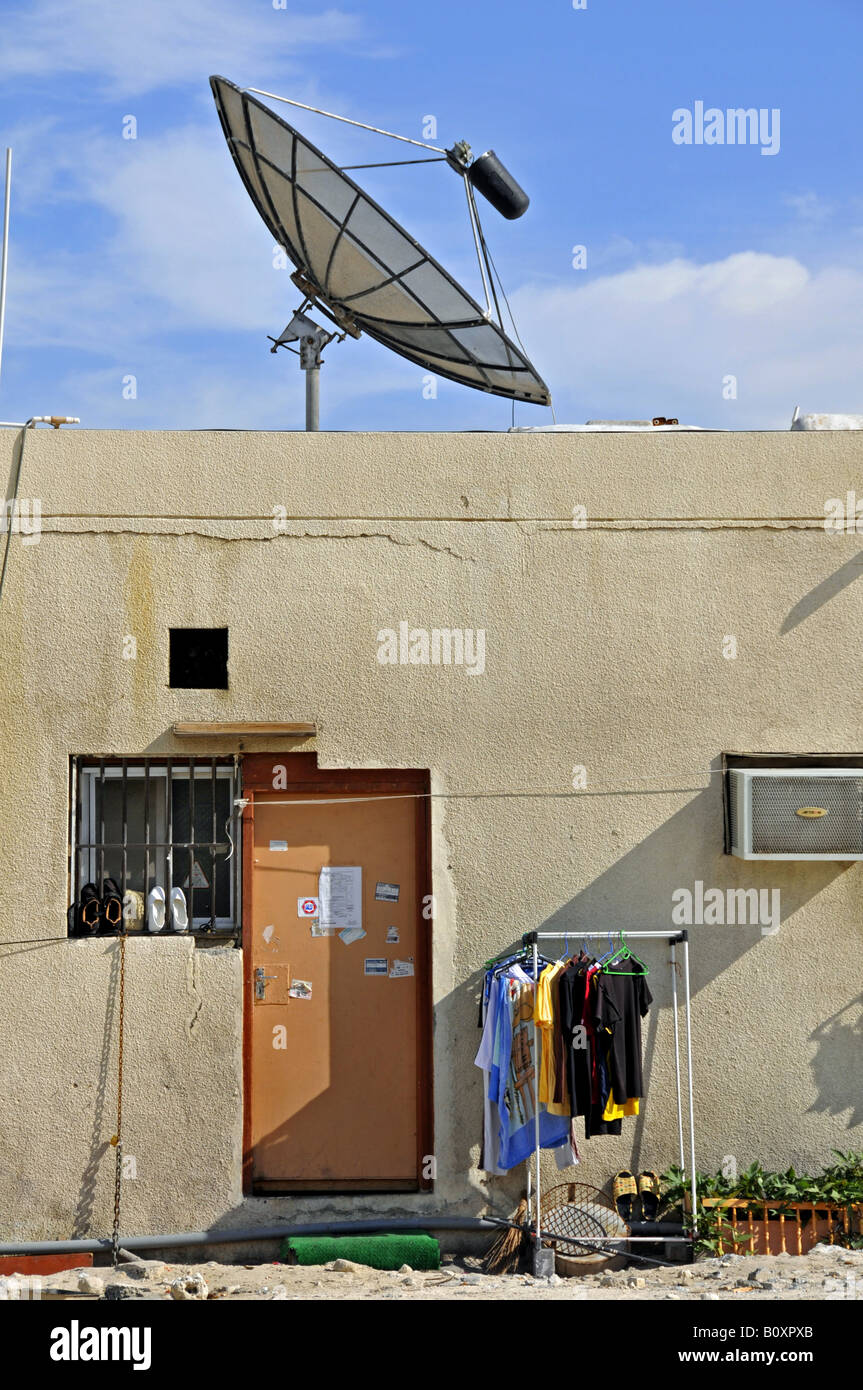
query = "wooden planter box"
(699, 1199, 862, 1256)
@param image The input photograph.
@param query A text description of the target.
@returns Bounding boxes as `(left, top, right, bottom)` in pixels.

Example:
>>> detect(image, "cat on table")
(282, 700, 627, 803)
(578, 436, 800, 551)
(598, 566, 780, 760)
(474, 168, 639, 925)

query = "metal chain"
(110, 931, 126, 1267)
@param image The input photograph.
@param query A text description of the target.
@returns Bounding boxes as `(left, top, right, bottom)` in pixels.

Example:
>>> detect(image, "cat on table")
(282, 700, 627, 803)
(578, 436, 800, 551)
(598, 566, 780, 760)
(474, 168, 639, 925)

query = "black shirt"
(593, 970, 653, 1102)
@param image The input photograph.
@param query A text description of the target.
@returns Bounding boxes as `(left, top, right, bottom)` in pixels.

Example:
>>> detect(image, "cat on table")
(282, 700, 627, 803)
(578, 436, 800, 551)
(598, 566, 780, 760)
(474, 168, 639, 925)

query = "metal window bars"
(525, 929, 697, 1253)
(70, 756, 241, 935)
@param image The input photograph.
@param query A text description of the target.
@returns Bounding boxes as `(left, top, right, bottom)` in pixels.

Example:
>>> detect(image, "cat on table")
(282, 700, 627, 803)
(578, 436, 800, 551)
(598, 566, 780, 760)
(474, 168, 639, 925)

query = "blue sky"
(0, 0, 861, 430)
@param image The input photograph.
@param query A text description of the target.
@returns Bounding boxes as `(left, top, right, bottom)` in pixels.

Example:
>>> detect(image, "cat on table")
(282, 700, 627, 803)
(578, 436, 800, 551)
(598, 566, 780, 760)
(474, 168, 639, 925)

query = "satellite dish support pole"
(302, 342, 321, 432)
(269, 306, 335, 431)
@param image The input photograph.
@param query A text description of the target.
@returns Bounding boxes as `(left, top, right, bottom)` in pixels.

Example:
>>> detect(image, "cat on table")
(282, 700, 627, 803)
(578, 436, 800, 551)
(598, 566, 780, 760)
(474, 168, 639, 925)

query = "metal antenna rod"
(463, 174, 493, 319)
(0, 150, 11, 392)
(246, 89, 446, 154)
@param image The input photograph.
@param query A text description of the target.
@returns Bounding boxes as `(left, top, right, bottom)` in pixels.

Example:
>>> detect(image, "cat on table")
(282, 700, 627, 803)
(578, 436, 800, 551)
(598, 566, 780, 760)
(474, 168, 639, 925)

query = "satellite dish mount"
(268, 302, 336, 431)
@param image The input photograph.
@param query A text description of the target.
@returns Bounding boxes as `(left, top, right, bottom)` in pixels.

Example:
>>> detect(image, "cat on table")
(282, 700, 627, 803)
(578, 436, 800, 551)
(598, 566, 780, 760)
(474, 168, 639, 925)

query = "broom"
(482, 1197, 530, 1274)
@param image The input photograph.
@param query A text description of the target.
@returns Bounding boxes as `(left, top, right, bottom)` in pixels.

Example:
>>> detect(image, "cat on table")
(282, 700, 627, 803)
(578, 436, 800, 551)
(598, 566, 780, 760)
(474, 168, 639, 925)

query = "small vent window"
(169, 628, 228, 689)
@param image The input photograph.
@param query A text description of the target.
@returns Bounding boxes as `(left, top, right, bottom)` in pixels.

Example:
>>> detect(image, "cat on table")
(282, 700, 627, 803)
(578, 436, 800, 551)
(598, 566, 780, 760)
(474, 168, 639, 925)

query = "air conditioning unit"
(728, 768, 863, 860)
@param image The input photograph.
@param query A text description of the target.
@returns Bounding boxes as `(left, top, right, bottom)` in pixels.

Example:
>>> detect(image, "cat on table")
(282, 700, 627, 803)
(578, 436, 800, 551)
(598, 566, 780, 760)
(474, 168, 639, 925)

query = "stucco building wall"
(1, 427, 861, 1240)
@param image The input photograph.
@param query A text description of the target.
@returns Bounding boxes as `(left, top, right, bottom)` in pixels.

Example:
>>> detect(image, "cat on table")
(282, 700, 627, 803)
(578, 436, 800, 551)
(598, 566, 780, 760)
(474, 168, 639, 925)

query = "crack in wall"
(186, 949, 203, 1039)
(32, 528, 478, 561)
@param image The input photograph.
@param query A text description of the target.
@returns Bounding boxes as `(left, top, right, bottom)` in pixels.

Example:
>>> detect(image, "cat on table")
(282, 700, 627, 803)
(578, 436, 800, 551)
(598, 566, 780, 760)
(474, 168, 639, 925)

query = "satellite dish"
(210, 76, 550, 426)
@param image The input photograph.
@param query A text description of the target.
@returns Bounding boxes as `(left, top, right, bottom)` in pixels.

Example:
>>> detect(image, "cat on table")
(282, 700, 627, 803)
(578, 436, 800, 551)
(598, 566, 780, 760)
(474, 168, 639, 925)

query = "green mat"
(282, 1232, 440, 1271)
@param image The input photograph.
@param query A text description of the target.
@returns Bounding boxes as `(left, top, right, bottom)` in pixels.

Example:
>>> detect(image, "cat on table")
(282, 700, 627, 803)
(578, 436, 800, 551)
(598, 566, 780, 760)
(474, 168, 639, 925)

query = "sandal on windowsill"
(102, 878, 124, 933)
(78, 883, 101, 935)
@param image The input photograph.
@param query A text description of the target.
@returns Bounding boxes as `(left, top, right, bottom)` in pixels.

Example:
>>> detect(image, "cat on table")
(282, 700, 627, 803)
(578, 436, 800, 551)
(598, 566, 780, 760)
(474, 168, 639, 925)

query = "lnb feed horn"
(468, 151, 530, 220)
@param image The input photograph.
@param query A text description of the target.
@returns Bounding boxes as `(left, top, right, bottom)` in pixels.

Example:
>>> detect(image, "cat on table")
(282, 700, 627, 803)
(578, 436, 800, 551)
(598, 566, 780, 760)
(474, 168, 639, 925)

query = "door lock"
(254, 966, 278, 1001)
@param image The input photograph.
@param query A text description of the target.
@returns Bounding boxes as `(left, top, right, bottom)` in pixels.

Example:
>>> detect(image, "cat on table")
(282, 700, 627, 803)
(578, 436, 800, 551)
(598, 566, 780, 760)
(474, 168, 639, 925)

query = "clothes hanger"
(603, 927, 649, 976)
(596, 931, 617, 965)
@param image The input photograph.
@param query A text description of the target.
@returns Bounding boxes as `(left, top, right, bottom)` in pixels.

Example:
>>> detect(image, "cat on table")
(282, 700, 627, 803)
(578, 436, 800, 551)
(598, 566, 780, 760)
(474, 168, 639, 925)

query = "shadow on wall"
(72, 940, 120, 1239)
(533, 777, 845, 994)
(808, 997, 863, 1130)
(781, 551, 863, 634)
(457, 770, 850, 1191)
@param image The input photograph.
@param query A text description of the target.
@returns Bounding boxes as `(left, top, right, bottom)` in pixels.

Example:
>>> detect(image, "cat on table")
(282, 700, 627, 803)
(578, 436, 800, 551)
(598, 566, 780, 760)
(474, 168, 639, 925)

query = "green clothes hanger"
(603, 928, 649, 976)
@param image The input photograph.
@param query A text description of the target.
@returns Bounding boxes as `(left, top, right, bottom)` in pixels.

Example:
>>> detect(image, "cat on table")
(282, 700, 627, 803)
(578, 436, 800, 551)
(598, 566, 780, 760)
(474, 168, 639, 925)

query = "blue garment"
(476, 965, 570, 1172)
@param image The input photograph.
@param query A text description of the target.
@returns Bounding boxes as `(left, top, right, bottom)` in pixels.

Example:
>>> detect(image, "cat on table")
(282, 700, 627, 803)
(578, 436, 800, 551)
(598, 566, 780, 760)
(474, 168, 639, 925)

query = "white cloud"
(783, 192, 835, 224)
(8, 120, 296, 352)
(511, 252, 863, 428)
(0, 0, 364, 96)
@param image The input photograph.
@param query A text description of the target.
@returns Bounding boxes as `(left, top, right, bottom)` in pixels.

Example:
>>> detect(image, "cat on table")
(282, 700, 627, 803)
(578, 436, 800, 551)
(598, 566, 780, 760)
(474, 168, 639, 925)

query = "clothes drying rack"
(523, 928, 696, 1256)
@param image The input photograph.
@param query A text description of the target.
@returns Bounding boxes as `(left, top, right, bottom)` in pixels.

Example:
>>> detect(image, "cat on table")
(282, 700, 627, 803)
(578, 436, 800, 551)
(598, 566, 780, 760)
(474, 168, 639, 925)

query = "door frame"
(240, 753, 434, 1194)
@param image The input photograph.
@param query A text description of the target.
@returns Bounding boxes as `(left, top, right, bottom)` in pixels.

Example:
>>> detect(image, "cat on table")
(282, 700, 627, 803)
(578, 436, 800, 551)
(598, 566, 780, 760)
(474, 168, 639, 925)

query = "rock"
(169, 1273, 208, 1301)
(398, 1264, 413, 1273)
(104, 1284, 140, 1300)
(628, 1276, 646, 1289)
(701, 1292, 720, 1300)
(462, 1274, 482, 1285)
(600, 1276, 616, 1287)
(547, 1273, 563, 1286)
(400, 1276, 419, 1288)
(270, 1286, 288, 1299)
(331, 1258, 362, 1273)
(122, 1261, 166, 1282)
(77, 1272, 105, 1296)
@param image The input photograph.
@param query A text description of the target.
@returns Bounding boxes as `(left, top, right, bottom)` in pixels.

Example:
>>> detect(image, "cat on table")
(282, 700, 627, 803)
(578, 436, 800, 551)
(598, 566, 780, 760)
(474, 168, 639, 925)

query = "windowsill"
(69, 927, 239, 941)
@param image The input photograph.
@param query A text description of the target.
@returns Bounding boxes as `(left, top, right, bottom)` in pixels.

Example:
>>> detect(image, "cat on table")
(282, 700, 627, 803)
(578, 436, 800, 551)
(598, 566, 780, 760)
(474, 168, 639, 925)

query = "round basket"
(540, 1182, 630, 1277)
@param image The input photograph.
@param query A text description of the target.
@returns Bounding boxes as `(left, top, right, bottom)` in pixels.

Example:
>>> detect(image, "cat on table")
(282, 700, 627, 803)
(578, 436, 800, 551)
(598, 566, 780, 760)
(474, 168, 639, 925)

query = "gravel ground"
(3, 1242, 862, 1300)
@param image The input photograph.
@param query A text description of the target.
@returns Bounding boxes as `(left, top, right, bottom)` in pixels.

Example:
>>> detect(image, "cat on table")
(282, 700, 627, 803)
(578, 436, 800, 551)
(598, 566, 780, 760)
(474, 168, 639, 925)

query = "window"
(169, 628, 228, 689)
(70, 758, 240, 934)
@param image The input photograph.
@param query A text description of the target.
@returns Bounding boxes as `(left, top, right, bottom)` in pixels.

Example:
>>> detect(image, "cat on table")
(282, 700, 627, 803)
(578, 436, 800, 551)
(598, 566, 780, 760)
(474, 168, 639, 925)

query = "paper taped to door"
(319, 866, 362, 929)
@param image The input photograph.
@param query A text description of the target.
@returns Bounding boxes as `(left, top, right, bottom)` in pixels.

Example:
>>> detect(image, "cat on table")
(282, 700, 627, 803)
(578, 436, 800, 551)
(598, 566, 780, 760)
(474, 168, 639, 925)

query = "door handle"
(254, 966, 279, 1001)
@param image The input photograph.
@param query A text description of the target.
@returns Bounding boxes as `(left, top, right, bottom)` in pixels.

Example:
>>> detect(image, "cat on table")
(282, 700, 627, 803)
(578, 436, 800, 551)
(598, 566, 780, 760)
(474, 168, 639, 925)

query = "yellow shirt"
(534, 962, 570, 1116)
(602, 1089, 639, 1121)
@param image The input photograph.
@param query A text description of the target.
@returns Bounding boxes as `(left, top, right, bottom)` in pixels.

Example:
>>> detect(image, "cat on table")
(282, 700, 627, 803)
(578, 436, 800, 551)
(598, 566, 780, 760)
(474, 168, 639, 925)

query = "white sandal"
(147, 886, 166, 933)
(170, 887, 189, 933)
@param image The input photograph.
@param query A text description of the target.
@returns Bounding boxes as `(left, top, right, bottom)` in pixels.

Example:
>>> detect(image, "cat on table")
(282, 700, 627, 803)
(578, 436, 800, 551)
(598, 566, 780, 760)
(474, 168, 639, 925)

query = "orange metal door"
(244, 777, 429, 1191)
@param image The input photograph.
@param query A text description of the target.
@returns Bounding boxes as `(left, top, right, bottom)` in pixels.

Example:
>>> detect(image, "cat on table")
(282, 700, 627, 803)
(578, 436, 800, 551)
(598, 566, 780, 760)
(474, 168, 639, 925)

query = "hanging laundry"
(555, 937, 653, 1141)
(475, 954, 573, 1172)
